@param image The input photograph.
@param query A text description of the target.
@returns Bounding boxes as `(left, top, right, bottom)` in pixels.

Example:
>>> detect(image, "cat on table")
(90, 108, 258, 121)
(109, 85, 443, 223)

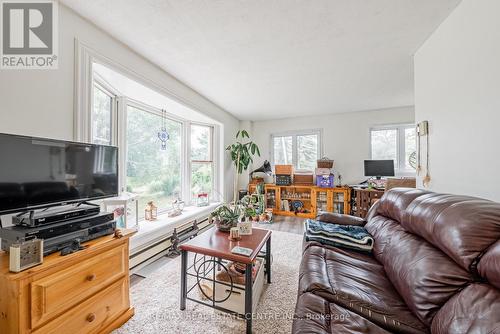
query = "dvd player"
(13, 203, 101, 227)
(1, 212, 115, 255)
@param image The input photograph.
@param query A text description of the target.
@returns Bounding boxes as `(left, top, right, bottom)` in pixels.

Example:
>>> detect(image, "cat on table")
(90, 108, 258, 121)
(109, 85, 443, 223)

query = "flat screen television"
(0, 133, 118, 215)
(364, 160, 395, 179)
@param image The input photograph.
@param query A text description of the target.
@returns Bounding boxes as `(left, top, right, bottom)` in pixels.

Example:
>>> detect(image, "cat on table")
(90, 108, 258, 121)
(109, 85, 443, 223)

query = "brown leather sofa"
(293, 188, 500, 333)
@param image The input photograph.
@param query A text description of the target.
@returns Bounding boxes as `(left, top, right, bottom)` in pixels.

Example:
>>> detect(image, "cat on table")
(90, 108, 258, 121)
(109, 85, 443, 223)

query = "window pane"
(273, 136, 292, 165)
(297, 134, 318, 171)
(126, 106, 181, 217)
(371, 129, 398, 164)
(92, 85, 112, 145)
(191, 125, 211, 161)
(404, 128, 416, 170)
(191, 162, 212, 198)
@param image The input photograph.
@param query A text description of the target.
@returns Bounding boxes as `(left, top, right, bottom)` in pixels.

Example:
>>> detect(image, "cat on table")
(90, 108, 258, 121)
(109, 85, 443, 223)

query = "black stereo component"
(1, 212, 115, 255)
(41, 221, 116, 256)
(13, 203, 101, 227)
(275, 174, 292, 186)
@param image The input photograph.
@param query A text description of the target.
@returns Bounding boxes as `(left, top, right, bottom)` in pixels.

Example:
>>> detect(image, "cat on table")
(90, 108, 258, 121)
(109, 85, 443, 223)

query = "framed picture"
(238, 221, 253, 235)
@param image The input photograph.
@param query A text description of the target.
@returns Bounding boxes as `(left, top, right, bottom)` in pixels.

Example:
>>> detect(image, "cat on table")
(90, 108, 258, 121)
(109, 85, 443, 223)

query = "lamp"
(249, 160, 272, 179)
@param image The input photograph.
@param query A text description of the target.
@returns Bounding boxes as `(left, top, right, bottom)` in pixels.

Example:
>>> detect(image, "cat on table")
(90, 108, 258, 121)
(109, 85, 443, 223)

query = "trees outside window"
(272, 131, 321, 171)
(126, 105, 182, 217)
(190, 124, 213, 200)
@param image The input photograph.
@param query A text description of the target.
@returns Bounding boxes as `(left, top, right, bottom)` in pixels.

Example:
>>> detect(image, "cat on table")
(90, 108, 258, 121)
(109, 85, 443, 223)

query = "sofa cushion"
(299, 245, 427, 334)
(478, 239, 500, 289)
(375, 188, 430, 223)
(365, 217, 473, 326)
(402, 193, 500, 273)
(430, 283, 500, 334)
(293, 292, 392, 334)
(316, 212, 366, 226)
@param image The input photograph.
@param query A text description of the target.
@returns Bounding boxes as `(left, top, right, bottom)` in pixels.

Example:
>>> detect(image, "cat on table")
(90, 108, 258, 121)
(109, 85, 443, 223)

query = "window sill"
(129, 202, 219, 254)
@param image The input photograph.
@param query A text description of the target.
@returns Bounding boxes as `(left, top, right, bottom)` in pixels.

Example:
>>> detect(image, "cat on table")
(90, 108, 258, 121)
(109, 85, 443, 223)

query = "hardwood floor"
(255, 215, 305, 235)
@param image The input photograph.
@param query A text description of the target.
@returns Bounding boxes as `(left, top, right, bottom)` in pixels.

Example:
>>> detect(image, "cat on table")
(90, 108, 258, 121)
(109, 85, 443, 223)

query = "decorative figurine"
(145, 201, 158, 221)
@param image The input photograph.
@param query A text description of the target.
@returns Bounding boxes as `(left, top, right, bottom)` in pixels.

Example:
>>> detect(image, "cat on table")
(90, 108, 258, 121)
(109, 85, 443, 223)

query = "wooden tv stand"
(0, 230, 136, 334)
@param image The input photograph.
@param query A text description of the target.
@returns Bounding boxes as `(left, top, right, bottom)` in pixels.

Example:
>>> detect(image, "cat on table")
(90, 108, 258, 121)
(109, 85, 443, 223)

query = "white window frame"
(74, 39, 222, 206)
(270, 129, 323, 170)
(369, 123, 416, 176)
(188, 122, 215, 202)
(91, 75, 119, 146)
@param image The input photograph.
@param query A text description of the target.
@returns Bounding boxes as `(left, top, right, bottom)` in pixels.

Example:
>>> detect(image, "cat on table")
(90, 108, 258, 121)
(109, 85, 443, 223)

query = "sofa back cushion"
(373, 188, 430, 223)
(402, 193, 500, 273)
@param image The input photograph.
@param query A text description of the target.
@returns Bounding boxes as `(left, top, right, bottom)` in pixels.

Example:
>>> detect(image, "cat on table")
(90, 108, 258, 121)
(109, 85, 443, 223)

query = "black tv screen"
(0, 133, 118, 214)
(364, 160, 395, 178)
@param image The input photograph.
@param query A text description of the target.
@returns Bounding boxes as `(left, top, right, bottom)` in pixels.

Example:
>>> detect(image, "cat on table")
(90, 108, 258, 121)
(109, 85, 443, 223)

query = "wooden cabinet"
(247, 184, 350, 219)
(312, 187, 350, 216)
(0, 231, 135, 334)
(351, 188, 385, 218)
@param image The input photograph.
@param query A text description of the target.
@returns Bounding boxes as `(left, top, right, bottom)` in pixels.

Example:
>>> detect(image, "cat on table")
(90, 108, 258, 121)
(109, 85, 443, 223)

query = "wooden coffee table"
(179, 226, 272, 334)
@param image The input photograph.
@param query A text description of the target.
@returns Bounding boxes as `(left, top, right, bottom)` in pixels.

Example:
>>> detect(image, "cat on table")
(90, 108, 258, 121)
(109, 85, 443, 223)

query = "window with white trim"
(271, 130, 321, 171)
(370, 124, 416, 174)
(125, 103, 182, 217)
(190, 124, 214, 200)
(91, 82, 116, 145)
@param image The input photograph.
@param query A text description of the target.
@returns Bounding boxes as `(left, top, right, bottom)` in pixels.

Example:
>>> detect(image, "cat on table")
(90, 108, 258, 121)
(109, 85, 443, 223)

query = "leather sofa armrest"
(316, 212, 366, 226)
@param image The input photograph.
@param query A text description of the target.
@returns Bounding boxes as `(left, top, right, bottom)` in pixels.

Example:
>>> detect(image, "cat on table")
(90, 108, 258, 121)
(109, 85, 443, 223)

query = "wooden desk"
(0, 230, 135, 334)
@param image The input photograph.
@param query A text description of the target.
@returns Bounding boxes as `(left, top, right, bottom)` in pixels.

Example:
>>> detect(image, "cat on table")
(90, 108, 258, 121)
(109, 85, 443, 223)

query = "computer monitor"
(364, 160, 395, 179)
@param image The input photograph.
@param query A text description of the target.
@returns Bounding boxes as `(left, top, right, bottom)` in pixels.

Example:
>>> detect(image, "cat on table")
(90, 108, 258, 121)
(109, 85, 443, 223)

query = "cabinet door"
(264, 186, 278, 210)
(315, 189, 330, 213)
(331, 190, 346, 214)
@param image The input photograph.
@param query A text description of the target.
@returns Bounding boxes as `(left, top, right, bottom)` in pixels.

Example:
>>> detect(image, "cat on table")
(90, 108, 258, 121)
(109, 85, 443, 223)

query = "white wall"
(240, 106, 414, 188)
(0, 4, 239, 203)
(414, 0, 500, 201)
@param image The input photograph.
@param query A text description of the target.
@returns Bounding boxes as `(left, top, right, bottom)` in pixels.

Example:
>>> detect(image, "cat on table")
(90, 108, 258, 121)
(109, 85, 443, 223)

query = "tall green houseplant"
(226, 130, 261, 202)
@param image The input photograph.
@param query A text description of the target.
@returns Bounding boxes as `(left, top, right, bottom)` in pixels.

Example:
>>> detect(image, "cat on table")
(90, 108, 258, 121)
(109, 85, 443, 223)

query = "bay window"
(84, 58, 220, 216)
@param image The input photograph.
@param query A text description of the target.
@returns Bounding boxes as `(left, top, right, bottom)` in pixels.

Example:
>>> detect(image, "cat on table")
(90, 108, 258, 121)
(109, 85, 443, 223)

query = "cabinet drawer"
(33, 278, 129, 334)
(31, 244, 127, 328)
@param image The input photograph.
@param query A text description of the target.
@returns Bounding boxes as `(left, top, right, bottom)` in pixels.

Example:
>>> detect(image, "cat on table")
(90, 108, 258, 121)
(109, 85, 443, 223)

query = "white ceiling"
(62, 0, 461, 121)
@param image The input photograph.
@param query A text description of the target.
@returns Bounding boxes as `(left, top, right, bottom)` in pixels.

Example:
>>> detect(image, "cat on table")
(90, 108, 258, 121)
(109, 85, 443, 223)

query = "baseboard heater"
(166, 220, 200, 256)
(129, 217, 211, 273)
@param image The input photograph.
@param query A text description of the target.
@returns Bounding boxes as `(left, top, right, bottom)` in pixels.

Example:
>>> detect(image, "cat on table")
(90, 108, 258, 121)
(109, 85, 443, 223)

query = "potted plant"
(226, 130, 261, 203)
(210, 204, 242, 232)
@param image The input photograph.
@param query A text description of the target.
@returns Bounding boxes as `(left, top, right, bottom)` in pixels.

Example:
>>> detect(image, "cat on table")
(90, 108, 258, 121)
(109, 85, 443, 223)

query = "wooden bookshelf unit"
(248, 184, 350, 219)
